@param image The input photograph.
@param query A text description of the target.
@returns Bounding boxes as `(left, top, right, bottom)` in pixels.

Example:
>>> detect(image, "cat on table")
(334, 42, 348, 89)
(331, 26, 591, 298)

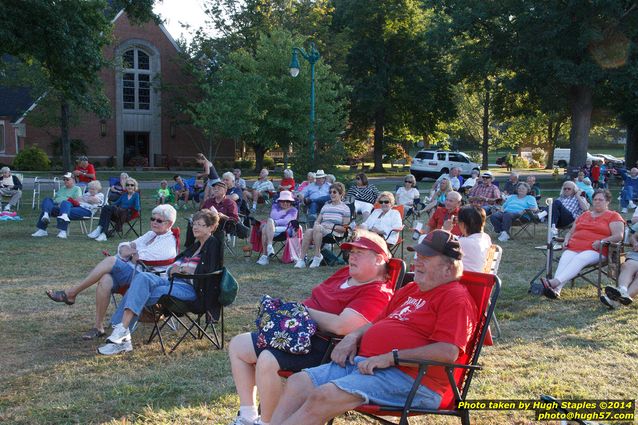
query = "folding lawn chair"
(482, 244, 503, 338)
(509, 208, 541, 239)
(328, 271, 501, 425)
(147, 268, 226, 354)
(321, 202, 357, 260)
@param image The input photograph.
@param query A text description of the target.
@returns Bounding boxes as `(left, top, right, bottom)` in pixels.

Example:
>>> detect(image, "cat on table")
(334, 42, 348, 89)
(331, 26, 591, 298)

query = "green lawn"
(1, 188, 637, 425)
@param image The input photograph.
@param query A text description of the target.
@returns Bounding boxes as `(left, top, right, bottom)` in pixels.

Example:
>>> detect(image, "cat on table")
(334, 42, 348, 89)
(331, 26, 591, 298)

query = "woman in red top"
(226, 230, 395, 425)
(279, 168, 296, 192)
(542, 189, 624, 299)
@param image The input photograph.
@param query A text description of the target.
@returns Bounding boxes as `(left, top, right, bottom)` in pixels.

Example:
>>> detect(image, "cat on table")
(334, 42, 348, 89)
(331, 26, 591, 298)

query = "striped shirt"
(557, 195, 585, 218)
(347, 185, 379, 204)
(320, 202, 351, 226)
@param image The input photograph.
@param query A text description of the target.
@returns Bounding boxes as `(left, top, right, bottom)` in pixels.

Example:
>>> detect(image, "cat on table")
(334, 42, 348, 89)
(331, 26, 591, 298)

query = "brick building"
(0, 10, 233, 168)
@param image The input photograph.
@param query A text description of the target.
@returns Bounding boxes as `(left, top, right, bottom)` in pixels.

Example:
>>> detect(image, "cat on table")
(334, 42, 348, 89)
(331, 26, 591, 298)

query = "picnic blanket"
(0, 211, 22, 221)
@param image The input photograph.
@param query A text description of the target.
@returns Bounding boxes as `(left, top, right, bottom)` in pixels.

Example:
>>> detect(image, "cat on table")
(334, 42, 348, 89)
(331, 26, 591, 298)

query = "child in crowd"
(156, 180, 173, 205)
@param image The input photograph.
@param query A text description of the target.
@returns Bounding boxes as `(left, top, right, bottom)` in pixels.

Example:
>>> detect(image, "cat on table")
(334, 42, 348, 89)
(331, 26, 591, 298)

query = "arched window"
(122, 48, 151, 110)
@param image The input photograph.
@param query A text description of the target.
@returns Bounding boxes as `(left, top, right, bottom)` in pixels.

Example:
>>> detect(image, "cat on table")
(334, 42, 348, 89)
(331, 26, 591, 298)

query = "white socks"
(239, 405, 259, 422)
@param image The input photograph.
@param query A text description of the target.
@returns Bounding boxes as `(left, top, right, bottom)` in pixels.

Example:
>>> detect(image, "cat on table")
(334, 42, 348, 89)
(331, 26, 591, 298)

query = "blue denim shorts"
(304, 356, 441, 409)
(110, 258, 136, 292)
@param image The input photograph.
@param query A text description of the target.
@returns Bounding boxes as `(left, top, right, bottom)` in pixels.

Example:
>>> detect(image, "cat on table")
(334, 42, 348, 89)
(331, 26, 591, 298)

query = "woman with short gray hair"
(490, 181, 538, 242)
(52, 179, 105, 239)
(0, 166, 23, 211)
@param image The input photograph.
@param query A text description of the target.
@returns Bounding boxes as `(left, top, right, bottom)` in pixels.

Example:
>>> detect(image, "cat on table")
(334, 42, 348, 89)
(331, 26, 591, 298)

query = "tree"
(334, 0, 455, 172)
(190, 30, 348, 172)
(0, 0, 157, 170)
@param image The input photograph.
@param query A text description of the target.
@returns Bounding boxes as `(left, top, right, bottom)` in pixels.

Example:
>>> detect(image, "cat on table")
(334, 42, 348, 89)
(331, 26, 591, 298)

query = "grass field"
(1, 184, 637, 425)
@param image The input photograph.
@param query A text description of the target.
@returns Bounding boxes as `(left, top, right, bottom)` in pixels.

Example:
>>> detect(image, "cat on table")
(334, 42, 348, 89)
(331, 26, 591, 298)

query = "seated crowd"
(34, 153, 638, 424)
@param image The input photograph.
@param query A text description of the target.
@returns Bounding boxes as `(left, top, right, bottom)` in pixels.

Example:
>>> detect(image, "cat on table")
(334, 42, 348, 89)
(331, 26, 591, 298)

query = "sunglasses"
(404, 180, 413, 183)
(330, 190, 340, 194)
(482, 176, 491, 179)
(126, 183, 135, 187)
(149, 217, 165, 223)
(63, 178, 71, 181)
(379, 200, 391, 204)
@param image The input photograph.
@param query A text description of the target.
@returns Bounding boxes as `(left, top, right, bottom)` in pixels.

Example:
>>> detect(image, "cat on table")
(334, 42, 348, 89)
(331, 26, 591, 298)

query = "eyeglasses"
(126, 183, 135, 187)
(404, 180, 413, 184)
(149, 217, 165, 223)
(378, 200, 391, 204)
(63, 178, 71, 181)
(482, 176, 491, 179)
(563, 187, 572, 191)
(330, 190, 340, 194)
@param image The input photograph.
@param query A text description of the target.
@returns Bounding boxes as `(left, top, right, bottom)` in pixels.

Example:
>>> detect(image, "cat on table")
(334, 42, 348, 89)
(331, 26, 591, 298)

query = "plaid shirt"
(557, 195, 585, 218)
(468, 183, 501, 205)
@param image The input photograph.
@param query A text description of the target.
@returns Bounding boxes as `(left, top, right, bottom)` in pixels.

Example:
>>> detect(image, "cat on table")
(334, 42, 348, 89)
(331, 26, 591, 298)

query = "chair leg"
(492, 313, 501, 338)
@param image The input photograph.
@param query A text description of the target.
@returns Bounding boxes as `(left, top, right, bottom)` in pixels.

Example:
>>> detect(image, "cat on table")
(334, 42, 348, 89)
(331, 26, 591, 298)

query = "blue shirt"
(301, 182, 330, 201)
(503, 194, 537, 214)
(114, 192, 141, 212)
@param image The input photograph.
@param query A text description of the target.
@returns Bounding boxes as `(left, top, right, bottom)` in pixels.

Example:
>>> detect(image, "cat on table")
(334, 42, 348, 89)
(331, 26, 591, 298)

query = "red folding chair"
(331, 271, 500, 425)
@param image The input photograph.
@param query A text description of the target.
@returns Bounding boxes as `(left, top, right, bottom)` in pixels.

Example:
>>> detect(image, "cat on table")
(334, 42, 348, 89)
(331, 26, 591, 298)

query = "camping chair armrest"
(392, 357, 481, 421)
(167, 270, 223, 295)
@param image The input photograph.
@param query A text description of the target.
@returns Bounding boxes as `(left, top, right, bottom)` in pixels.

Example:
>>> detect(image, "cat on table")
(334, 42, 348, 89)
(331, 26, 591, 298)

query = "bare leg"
(64, 256, 117, 302)
(280, 383, 363, 425)
(312, 224, 323, 256)
(271, 372, 314, 425)
(262, 219, 275, 253)
(94, 276, 114, 332)
(254, 351, 284, 422)
(300, 228, 314, 258)
(618, 260, 638, 290)
(120, 308, 135, 329)
(229, 333, 258, 407)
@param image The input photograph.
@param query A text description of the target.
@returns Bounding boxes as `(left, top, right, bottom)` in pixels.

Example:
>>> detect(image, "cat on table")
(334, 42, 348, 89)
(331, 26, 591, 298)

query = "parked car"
(409, 150, 480, 180)
(553, 148, 605, 168)
(595, 153, 625, 168)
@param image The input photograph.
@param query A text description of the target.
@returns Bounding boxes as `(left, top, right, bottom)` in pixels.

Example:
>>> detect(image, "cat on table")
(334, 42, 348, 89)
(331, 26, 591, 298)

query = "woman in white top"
(54, 180, 105, 239)
(395, 174, 421, 213)
(359, 191, 403, 245)
(457, 205, 492, 272)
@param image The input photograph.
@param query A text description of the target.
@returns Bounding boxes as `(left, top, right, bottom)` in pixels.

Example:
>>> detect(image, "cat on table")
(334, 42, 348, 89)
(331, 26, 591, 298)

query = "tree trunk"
(254, 145, 266, 171)
(60, 98, 71, 172)
(372, 109, 385, 173)
(626, 122, 638, 169)
(568, 84, 593, 167)
(481, 79, 490, 170)
(545, 119, 555, 169)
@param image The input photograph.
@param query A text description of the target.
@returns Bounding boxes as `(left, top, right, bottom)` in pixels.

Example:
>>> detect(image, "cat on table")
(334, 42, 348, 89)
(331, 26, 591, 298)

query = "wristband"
(392, 348, 399, 366)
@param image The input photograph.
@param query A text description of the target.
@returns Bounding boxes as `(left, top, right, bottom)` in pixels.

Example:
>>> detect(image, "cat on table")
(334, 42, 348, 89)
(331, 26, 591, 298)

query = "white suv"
(410, 150, 480, 180)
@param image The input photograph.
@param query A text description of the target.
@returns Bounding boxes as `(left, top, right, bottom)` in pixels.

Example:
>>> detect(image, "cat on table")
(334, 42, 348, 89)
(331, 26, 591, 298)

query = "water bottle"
(412, 222, 423, 240)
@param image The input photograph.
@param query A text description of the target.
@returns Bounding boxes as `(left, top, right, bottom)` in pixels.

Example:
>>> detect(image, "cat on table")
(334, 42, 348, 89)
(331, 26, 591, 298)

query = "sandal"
(82, 327, 106, 340)
(540, 278, 559, 299)
(46, 290, 75, 305)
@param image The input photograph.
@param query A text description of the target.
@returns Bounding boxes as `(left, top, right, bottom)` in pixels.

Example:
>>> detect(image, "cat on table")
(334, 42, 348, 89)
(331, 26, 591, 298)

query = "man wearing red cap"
(226, 230, 395, 425)
(271, 230, 479, 425)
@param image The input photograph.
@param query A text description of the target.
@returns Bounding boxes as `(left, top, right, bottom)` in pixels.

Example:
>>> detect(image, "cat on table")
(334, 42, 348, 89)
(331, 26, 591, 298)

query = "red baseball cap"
(341, 235, 391, 262)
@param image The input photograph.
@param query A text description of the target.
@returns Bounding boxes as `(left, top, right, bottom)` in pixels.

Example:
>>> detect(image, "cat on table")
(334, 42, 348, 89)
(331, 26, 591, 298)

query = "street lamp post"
(289, 42, 320, 162)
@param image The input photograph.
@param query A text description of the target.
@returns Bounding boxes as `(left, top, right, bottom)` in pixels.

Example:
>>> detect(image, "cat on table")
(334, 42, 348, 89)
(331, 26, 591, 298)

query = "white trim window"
(122, 48, 151, 110)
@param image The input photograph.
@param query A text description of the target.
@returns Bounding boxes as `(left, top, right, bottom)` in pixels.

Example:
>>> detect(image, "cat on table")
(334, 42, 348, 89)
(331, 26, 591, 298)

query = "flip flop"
(46, 290, 74, 305)
(82, 327, 106, 340)
(542, 285, 559, 300)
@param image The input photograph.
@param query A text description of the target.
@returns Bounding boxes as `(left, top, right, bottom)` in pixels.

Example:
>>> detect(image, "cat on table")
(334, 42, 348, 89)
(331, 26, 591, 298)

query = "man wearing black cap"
(270, 229, 479, 425)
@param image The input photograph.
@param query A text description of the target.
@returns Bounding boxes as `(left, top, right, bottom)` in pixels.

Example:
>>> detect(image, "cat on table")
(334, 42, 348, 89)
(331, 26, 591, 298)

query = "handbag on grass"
(255, 295, 317, 355)
(218, 267, 239, 306)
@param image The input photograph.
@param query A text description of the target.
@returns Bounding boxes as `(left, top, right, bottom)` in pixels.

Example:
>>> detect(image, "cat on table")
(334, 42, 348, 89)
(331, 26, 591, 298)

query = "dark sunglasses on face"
(404, 180, 412, 183)
(379, 200, 391, 204)
(126, 183, 135, 187)
(63, 178, 71, 181)
(149, 217, 165, 223)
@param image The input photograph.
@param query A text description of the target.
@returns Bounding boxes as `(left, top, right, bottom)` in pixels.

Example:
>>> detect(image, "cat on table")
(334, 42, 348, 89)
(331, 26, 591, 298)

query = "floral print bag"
(255, 295, 318, 355)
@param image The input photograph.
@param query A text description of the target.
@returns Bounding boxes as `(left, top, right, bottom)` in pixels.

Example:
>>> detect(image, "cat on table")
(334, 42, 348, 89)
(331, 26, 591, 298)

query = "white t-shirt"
(458, 232, 492, 272)
(395, 187, 420, 207)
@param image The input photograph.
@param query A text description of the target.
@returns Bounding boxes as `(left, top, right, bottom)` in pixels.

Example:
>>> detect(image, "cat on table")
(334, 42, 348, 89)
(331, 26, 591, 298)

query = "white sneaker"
(309, 254, 323, 268)
(294, 258, 306, 268)
(497, 231, 510, 242)
(551, 225, 559, 237)
(227, 415, 255, 425)
(3, 204, 10, 211)
(622, 208, 628, 214)
(267, 244, 275, 257)
(629, 201, 636, 209)
(41, 212, 50, 223)
(59, 213, 70, 222)
(31, 229, 48, 237)
(95, 232, 108, 242)
(57, 230, 68, 239)
(256, 255, 269, 266)
(97, 340, 133, 355)
(537, 211, 548, 221)
(87, 226, 102, 239)
(106, 323, 131, 344)
(600, 295, 620, 309)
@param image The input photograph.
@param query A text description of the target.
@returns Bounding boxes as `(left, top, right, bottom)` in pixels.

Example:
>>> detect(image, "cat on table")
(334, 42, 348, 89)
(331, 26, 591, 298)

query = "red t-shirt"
(427, 206, 462, 236)
(567, 210, 624, 255)
(359, 281, 478, 399)
(591, 165, 601, 181)
(303, 266, 394, 322)
(74, 163, 96, 183)
(279, 178, 296, 191)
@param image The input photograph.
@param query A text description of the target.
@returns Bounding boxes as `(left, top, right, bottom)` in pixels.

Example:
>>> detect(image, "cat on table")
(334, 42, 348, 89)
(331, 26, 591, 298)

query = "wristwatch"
(392, 348, 400, 366)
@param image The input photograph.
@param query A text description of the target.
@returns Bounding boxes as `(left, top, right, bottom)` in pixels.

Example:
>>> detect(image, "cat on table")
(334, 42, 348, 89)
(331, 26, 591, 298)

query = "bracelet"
(392, 348, 399, 366)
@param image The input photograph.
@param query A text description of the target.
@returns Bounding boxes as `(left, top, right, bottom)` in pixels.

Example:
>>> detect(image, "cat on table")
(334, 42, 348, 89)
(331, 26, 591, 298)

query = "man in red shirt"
(270, 230, 478, 425)
(73, 156, 96, 184)
(419, 190, 462, 236)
